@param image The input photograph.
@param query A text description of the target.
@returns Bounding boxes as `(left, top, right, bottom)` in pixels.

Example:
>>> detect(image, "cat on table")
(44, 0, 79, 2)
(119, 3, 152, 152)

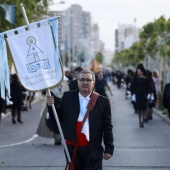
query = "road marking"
(0, 134, 38, 148)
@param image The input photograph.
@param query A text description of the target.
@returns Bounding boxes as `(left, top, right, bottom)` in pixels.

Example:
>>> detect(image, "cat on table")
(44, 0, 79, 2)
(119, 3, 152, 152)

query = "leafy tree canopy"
(0, 0, 51, 65)
(113, 15, 170, 68)
(0, 0, 51, 32)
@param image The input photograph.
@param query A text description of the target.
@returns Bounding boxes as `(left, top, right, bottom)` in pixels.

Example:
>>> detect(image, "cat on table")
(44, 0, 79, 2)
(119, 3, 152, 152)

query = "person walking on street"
(115, 70, 122, 89)
(146, 70, 157, 121)
(47, 70, 114, 170)
(95, 72, 113, 98)
(163, 82, 170, 118)
(125, 69, 134, 99)
(69, 67, 83, 90)
(10, 74, 23, 124)
(131, 64, 150, 128)
(152, 70, 161, 107)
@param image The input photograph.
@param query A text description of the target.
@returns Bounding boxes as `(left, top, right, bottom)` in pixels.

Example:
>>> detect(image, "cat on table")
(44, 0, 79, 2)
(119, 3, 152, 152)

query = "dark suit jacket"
(68, 80, 79, 90)
(163, 83, 170, 110)
(48, 90, 114, 155)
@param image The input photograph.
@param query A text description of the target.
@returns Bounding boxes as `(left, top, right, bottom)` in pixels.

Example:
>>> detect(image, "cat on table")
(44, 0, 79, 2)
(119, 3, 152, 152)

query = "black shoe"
(140, 124, 144, 128)
(18, 120, 23, 124)
(55, 141, 61, 145)
(12, 119, 16, 124)
(148, 116, 153, 120)
(54, 139, 61, 145)
(139, 123, 144, 128)
(144, 119, 148, 123)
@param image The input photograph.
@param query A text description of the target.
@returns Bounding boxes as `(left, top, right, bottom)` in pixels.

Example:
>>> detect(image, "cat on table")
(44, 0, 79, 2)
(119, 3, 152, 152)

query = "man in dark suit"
(163, 82, 170, 118)
(47, 70, 114, 170)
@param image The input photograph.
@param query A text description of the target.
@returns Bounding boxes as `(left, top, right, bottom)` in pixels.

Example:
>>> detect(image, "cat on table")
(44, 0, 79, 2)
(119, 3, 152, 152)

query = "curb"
(153, 108, 170, 125)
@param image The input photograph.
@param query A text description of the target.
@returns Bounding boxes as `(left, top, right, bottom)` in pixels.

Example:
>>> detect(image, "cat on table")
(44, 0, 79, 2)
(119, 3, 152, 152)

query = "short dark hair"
(74, 67, 83, 72)
(78, 70, 95, 81)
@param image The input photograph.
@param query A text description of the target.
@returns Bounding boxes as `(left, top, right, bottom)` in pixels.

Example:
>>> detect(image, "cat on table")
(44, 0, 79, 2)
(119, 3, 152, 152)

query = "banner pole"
(20, 4, 73, 169)
(20, 4, 29, 27)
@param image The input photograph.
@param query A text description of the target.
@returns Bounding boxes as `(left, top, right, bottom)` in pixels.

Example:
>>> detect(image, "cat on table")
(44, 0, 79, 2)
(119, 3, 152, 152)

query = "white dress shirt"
(78, 93, 91, 141)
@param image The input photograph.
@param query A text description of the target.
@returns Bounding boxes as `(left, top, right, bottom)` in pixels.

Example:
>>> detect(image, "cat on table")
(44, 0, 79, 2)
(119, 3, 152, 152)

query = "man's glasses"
(78, 78, 93, 82)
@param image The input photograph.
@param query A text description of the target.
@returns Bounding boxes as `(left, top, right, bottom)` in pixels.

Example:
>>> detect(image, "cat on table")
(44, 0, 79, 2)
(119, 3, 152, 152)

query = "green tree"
(139, 16, 169, 58)
(113, 16, 170, 68)
(95, 52, 103, 64)
(0, 0, 51, 65)
(112, 42, 144, 68)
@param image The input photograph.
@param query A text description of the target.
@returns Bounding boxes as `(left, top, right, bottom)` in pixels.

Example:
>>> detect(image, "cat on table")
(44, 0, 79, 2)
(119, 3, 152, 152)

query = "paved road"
(0, 83, 170, 170)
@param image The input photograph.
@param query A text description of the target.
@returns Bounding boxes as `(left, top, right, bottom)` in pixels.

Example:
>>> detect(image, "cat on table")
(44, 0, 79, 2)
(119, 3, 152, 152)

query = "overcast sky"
(51, 0, 170, 51)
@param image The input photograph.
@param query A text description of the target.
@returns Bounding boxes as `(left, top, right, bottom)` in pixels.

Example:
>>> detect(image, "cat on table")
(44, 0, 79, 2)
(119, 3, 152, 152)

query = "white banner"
(0, 35, 5, 99)
(7, 19, 63, 91)
(0, 34, 10, 99)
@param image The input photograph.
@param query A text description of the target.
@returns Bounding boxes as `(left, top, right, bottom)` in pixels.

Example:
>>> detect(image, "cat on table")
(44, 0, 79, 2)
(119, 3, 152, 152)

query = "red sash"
(66, 121, 89, 146)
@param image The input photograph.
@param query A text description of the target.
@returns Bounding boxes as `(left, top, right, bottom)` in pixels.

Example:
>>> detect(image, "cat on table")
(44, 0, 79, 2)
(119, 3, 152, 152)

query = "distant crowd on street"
(0, 64, 170, 127)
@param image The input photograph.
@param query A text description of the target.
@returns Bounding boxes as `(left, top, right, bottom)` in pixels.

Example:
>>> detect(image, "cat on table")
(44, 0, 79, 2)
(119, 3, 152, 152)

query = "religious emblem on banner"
(26, 36, 50, 73)
(6, 18, 63, 91)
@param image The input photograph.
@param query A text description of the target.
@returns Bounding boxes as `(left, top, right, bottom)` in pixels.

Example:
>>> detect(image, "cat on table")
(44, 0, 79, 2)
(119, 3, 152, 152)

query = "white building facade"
(115, 22, 141, 55)
(58, 5, 103, 69)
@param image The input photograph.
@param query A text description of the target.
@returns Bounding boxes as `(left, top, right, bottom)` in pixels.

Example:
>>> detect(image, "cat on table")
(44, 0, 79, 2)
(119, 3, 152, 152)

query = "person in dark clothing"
(65, 71, 73, 83)
(125, 69, 134, 99)
(111, 71, 116, 84)
(10, 74, 23, 124)
(47, 70, 114, 170)
(69, 67, 83, 90)
(115, 70, 122, 89)
(95, 72, 113, 98)
(163, 83, 170, 118)
(146, 70, 157, 121)
(0, 95, 5, 122)
(131, 63, 151, 127)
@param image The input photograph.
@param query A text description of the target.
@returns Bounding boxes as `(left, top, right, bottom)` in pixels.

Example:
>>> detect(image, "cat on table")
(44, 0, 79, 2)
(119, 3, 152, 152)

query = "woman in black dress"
(131, 64, 150, 127)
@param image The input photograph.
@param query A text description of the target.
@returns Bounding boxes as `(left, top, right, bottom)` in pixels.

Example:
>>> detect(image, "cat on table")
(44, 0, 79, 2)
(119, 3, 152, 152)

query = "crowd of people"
(0, 65, 169, 125)
(121, 63, 170, 128)
(0, 64, 170, 169)
(44, 65, 169, 169)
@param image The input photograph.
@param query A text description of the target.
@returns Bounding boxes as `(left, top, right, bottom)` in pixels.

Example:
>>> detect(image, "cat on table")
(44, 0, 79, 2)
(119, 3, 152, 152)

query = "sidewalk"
(153, 108, 170, 125)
